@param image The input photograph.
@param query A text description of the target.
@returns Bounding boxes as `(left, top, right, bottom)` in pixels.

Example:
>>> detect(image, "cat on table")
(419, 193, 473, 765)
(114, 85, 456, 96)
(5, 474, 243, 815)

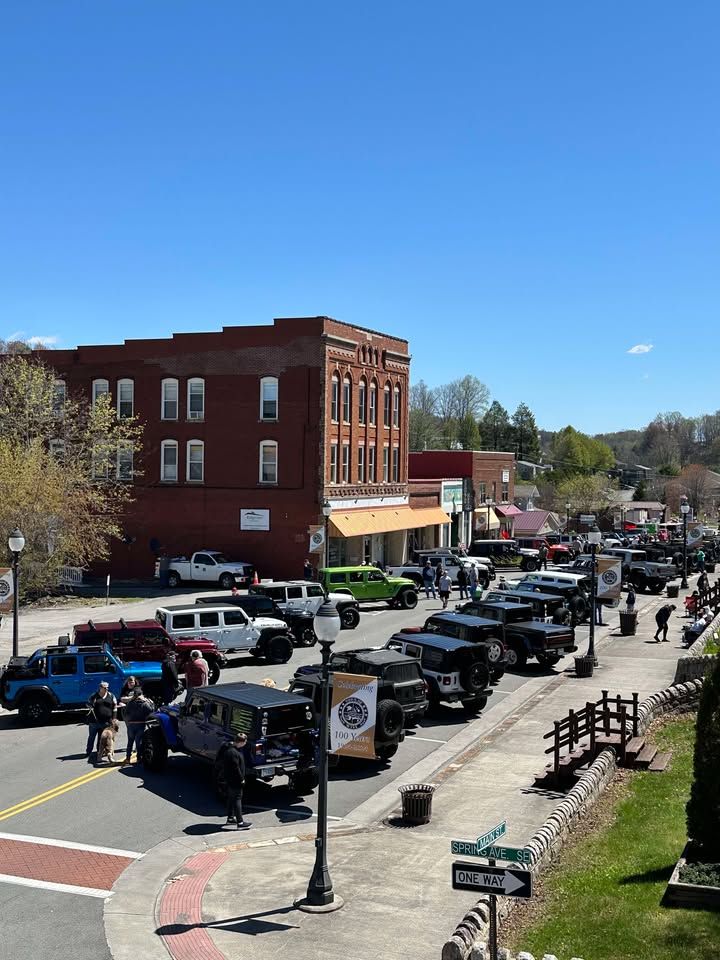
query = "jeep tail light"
(442, 675, 452, 685)
(422, 680, 429, 694)
(254, 742, 264, 757)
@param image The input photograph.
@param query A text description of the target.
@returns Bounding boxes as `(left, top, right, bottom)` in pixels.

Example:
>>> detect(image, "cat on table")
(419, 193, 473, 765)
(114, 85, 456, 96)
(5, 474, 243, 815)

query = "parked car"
(467, 601, 577, 669)
(248, 580, 361, 630)
(319, 566, 419, 609)
(469, 539, 540, 571)
(600, 548, 677, 593)
(386, 632, 493, 715)
(166, 551, 255, 590)
(421, 612, 506, 682)
(511, 572, 593, 623)
(515, 538, 574, 565)
(71, 618, 226, 684)
(195, 594, 317, 647)
(475, 590, 571, 624)
(142, 682, 320, 795)
(155, 603, 294, 663)
(0, 644, 164, 725)
(413, 547, 496, 580)
(390, 553, 494, 589)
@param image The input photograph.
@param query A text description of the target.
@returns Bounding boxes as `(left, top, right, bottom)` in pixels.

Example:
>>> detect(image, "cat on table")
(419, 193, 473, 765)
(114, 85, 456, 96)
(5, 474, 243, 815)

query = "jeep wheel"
(462, 696, 487, 716)
(536, 652, 561, 668)
(648, 579, 664, 594)
(460, 661, 490, 694)
(631, 574, 647, 593)
(376, 743, 398, 761)
(289, 769, 319, 795)
(399, 589, 418, 610)
(523, 558, 538, 572)
(18, 693, 52, 726)
(490, 666, 505, 683)
(569, 596, 588, 623)
(299, 626, 317, 647)
(208, 659, 221, 684)
(504, 643, 527, 670)
(219, 573, 235, 590)
(553, 607, 572, 626)
(376, 699, 404, 742)
(167, 571, 181, 588)
(266, 634, 293, 664)
(339, 606, 360, 630)
(142, 727, 168, 771)
(486, 640, 504, 666)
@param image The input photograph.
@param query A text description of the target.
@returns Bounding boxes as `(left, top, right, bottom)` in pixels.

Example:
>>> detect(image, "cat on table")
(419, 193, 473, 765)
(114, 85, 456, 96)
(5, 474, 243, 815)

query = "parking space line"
(0, 873, 112, 898)
(0, 831, 142, 859)
(0, 767, 118, 822)
(407, 736, 447, 744)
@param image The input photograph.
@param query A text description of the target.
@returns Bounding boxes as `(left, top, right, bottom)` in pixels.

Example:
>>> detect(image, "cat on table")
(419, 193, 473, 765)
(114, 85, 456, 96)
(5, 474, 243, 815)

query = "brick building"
(43, 317, 447, 580)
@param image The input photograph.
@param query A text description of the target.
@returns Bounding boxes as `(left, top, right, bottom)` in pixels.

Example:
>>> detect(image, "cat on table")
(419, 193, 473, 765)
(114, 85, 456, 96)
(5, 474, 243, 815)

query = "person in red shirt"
(185, 649, 209, 696)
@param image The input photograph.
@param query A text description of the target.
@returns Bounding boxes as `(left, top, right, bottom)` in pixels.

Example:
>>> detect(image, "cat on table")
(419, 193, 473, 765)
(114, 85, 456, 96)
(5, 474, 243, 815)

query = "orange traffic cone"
(252, 569, 259, 585)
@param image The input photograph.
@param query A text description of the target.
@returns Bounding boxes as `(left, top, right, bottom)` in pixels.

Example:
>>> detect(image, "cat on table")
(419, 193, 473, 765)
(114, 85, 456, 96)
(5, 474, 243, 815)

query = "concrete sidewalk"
(105, 590, 692, 960)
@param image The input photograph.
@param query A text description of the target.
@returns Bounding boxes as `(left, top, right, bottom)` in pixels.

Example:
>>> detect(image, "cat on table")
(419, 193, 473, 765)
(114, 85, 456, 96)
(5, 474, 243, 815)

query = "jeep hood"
(252, 616, 288, 631)
(173, 637, 219, 651)
(385, 576, 416, 587)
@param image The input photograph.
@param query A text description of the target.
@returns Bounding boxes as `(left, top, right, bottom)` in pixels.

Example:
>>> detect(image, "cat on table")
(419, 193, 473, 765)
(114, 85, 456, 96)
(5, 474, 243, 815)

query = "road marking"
(0, 873, 111, 899)
(0, 767, 118, 822)
(409, 736, 447, 744)
(0, 831, 142, 859)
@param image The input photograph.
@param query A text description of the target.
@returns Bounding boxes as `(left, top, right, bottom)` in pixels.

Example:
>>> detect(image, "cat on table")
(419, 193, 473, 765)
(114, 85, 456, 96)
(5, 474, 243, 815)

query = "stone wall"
(468, 949, 585, 960)
(672, 612, 720, 683)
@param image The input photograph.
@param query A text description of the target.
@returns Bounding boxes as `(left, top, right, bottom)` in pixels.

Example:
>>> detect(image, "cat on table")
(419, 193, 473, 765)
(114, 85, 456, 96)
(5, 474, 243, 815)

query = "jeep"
(470, 590, 572, 625)
(600, 548, 677, 593)
(0, 644, 164, 725)
(142, 682, 320, 795)
(72, 618, 226, 684)
(421, 613, 506, 682)
(249, 580, 361, 630)
(156, 603, 294, 663)
(512, 572, 592, 623)
(196, 594, 317, 647)
(469, 539, 540, 572)
(319, 566, 418, 609)
(386, 633, 493, 715)
(468, 601, 577, 670)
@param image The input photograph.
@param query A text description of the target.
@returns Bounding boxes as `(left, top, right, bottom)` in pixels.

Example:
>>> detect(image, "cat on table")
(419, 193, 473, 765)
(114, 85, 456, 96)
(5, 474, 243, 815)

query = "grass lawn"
(508, 715, 720, 960)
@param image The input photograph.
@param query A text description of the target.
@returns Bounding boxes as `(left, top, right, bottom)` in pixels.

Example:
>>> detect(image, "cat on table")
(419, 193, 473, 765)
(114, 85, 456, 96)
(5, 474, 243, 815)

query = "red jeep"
(71, 619, 226, 685)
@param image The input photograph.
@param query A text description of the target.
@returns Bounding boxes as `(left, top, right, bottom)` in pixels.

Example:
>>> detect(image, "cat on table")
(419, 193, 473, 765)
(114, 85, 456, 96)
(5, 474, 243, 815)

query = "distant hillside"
(593, 429, 644, 464)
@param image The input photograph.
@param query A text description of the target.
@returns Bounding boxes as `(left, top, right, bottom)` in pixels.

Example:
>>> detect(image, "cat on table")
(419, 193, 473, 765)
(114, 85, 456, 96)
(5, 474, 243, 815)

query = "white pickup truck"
(389, 552, 494, 589)
(167, 551, 255, 590)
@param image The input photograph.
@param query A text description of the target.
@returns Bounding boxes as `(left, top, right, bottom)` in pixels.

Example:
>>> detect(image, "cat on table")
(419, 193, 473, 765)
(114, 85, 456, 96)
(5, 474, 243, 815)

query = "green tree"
(480, 401, 512, 451)
(551, 426, 615, 477)
(511, 402, 541, 462)
(409, 380, 437, 451)
(554, 474, 617, 514)
(457, 413, 480, 450)
(633, 480, 648, 501)
(686, 655, 720, 859)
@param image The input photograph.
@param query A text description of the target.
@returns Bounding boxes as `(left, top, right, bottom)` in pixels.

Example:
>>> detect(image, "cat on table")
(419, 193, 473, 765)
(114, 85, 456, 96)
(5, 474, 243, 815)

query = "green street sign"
(477, 844, 531, 865)
(476, 820, 506, 850)
(450, 839, 482, 857)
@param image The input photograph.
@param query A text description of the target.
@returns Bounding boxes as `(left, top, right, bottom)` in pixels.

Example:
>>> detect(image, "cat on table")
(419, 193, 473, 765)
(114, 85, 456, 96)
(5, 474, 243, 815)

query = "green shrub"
(679, 862, 720, 888)
(686, 656, 720, 858)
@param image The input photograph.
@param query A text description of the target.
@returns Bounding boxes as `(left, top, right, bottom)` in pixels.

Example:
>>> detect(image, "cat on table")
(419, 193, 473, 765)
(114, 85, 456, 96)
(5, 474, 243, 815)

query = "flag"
(0, 568, 12, 614)
(330, 672, 378, 759)
(309, 526, 325, 554)
(596, 557, 622, 600)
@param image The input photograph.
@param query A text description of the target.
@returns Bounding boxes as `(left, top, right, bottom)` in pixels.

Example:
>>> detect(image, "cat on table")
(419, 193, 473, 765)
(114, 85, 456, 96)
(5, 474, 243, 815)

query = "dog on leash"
(97, 720, 120, 764)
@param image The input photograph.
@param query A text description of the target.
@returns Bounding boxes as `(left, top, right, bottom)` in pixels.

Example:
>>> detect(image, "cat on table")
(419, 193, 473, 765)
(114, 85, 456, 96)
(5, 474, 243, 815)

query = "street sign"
(476, 820, 506, 850)
(451, 861, 533, 899)
(580, 514, 596, 524)
(451, 839, 482, 857)
(478, 844, 532, 865)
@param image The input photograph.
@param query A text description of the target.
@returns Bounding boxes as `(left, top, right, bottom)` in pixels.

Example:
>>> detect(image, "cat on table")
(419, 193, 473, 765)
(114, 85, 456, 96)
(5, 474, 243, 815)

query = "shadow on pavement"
(156, 904, 299, 937)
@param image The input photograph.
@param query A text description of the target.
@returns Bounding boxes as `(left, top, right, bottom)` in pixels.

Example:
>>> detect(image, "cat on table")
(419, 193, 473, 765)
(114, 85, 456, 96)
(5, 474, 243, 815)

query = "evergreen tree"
(686, 655, 720, 859)
(511, 402, 541, 462)
(480, 401, 512, 451)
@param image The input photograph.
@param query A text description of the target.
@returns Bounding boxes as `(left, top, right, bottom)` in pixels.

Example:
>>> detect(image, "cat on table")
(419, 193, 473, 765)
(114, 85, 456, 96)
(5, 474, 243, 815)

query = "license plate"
(258, 766, 274, 777)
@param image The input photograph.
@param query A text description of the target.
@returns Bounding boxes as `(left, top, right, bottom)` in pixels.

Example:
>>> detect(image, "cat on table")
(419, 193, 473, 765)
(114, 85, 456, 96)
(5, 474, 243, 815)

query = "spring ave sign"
(329, 672, 378, 760)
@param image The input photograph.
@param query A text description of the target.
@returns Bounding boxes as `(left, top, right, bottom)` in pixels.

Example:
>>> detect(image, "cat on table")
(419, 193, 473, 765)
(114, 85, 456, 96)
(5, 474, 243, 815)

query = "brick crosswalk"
(0, 835, 137, 895)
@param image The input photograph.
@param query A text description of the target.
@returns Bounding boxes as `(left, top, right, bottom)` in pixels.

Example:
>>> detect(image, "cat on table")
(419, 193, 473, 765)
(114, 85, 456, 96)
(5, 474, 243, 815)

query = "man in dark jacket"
(653, 603, 677, 642)
(457, 565, 469, 600)
(161, 652, 181, 705)
(223, 733, 250, 829)
(86, 682, 117, 761)
(122, 690, 155, 765)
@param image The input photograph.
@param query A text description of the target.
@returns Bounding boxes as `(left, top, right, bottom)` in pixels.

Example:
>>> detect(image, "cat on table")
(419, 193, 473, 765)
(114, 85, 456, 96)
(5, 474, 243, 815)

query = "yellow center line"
(0, 766, 119, 823)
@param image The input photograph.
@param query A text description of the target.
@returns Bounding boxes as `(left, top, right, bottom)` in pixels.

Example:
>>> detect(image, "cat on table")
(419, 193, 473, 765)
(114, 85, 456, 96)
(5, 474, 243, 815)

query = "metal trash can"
(619, 611, 638, 636)
(666, 584, 680, 599)
(707, 563, 716, 574)
(398, 783, 436, 825)
(574, 655, 594, 678)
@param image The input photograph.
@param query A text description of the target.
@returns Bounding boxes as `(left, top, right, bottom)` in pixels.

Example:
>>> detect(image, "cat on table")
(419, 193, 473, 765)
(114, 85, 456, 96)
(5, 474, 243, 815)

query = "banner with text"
(330, 672, 378, 759)
(0, 568, 13, 614)
(309, 526, 325, 554)
(596, 557, 623, 600)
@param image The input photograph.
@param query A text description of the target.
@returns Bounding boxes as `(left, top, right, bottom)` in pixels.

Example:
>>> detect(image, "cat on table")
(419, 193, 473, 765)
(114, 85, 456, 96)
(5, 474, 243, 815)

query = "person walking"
(625, 585, 636, 614)
(86, 681, 117, 763)
(161, 651, 181, 705)
(303, 558, 314, 581)
(468, 564, 479, 600)
(185, 649, 209, 696)
(697, 571, 709, 597)
(223, 732, 250, 829)
(121, 689, 154, 765)
(422, 560, 436, 599)
(538, 542, 549, 571)
(434, 562, 443, 590)
(457, 564, 469, 600)
(438, 569, 452, 609)
(696, 548, 706, 573)
(653, 603, 677, 643)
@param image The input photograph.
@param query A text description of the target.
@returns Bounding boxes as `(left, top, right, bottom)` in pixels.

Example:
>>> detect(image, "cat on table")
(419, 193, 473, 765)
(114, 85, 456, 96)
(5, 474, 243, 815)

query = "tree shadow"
(157, 904, 299, 937)
(620, 864, 675, 885)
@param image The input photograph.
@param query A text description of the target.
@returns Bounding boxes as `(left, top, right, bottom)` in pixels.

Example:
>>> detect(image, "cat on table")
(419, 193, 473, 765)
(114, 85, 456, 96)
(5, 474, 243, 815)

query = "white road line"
(0, 832, 143, 859)
(0, 874, 111, 899)
(408, 736, 447, 744)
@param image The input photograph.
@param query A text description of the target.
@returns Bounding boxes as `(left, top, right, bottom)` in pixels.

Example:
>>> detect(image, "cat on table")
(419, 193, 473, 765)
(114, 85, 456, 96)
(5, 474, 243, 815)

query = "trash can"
(574, 655, 594, 678)
(707, 562, 716, 574)
(619, 610, 638, 636)
(398, 783, 436, 825)
(666, 584, 680, 599)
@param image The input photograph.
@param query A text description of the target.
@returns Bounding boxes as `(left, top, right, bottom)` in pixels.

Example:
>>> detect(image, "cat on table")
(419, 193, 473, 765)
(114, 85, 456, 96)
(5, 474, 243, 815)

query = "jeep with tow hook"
(0, 645, 164, 725)
(511, 572, 592, 624)
(319, 566, 419, 610)
(156, 604, 294, 664)
(249, 580, 361, 631)
(468, 601, 577, 670)
(196, 594, 317, 647)
(142, 682, 320, 795)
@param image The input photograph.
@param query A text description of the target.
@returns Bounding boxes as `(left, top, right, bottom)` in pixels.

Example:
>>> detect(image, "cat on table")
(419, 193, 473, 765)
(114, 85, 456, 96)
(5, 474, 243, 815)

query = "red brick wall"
(409, 450, 516, 506)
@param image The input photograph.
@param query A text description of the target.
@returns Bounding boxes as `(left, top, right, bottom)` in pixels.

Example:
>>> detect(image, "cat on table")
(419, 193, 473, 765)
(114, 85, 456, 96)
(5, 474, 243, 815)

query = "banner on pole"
(309, 526, 325, 554)
(687, 522, 704, 546)
(0, 568, 13, 614)
(596, 557, 622, 600)
(330, 672, 378, 759)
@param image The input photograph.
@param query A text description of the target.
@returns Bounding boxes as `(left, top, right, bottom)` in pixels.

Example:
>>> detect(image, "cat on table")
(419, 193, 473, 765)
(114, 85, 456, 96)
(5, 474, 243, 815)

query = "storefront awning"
(494, 504, 522, 518)
(473, 505, 500, 530)
(330, 505, 450, 539)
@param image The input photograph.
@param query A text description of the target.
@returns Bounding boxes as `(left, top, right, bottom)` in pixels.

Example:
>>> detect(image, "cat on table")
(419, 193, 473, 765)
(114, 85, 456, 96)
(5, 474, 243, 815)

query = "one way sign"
(451, 861, 532, 899)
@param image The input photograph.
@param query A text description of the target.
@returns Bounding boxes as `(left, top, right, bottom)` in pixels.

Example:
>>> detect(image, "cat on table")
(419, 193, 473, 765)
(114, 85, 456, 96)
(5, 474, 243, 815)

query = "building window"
(358, 379, 366, 425)
(478, 482, 486, 501)
(330, 443, 338, 484)
(383, 385, 391, 428)
(92, 447, 108, 479)
(92, 379, 109, 408)
(259, 440, 278, 484)
(260, 377, 278, 421)
(392, 446, 400, 482)
(358, 445, 365, 483)
(393, 385, 401, 428)
(382, 446, 389, 482)
(187, 379, 205, 420)
(160, 440, 178, 482)
(117, 444, 134, 481)
(52, 380, 66, 417)
(368, 445, 376, 483)
(492, 481, 497, 501)
(187, 440, 204, 482)
(342, 443, 350, 483)
(330, 374, 339, 423)
(501, 482, 509, 502)
(342, 377, 351, 424)
(369, 382, 377, 426)
(49, 439, 65, 460)
(161, 379, 178, 420)
(117, 379, 134, 419)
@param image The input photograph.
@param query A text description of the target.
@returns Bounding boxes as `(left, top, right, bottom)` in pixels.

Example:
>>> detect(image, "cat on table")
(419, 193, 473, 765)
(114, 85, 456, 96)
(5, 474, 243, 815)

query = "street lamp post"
(8, 528, 25, 659)
(322, 499, 333, 570)
(566, 502, 571, 531)
(587, 525, 602, 665)
(296, 601, 344, 913)
(485, 497, 493, 539)
(680, 497, 690, 590)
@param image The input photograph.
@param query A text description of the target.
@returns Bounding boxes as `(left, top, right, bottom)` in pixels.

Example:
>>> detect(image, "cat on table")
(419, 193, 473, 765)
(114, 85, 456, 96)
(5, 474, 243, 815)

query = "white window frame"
(358, 444, 365, 483)
(330, 443, 338, 484)
(382, 445, 389, 482)
(260, 376, 278, 421)
(342, 377, 351, 424)
(330, 374, 340, 423)
(160, 439, 178, 482)
(117, 444, 134, 481)
(92, 378, 109, 408)
(392, 446, 400, 482)
(393, 385, 401, 428)
(341, 443, 350, 483)
(369, 383, 377, 426)
(358, 379, 366, 425)
(368, 445, 376, 483)
(117, 379, 134, 419)
(161, 378, 179, 421)
(259, 440, 278, 484)
(187, 378, 205, 421)
(383, 385, 391, 428)
(186, 439, 204, 482)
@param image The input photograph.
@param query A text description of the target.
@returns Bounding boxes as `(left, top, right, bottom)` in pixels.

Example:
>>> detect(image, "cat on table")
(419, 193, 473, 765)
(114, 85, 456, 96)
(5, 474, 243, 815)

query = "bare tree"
(679, 464, 715, 517)
(409, 380, 437, 451)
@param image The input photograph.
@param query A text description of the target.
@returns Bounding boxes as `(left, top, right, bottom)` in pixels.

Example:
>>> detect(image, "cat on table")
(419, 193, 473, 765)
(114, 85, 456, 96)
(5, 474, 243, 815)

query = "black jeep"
(420, 613, 506, 683)
(466, 590, 572, 625)
(196, 594, 317, 647)
(469, 601, 577, 670)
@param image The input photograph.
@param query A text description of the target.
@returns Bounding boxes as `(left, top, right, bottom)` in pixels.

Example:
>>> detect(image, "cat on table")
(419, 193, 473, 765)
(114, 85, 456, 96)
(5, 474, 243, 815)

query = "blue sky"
(2, 2, 718, 434)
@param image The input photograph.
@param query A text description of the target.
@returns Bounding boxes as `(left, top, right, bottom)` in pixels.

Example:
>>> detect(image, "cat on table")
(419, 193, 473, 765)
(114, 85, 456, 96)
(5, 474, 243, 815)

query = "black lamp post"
(322, 499, 332, 569)
(587, 525, 602, 665)
(484, 497, 493, 539)
(8, 528, 25, 659)
(680, 497, 690, 589)
(565, 502, 571, 530)
(296, 601, 344, 913)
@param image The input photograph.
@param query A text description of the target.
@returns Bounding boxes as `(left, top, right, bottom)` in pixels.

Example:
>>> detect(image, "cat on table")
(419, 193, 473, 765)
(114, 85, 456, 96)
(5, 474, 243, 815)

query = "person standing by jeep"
(86, 681, 117, 762)
(122, 689, 154, 765)
(457, 564, 469, 600)
(468, 564, 479, 600)
(185, 649, 209, 697)
(439, 569, 452, 609)
(422, 560, 436, 599)
(538, 543, 549, 571)
(223, 732, 250, 829)
(161, 651, 181, 705)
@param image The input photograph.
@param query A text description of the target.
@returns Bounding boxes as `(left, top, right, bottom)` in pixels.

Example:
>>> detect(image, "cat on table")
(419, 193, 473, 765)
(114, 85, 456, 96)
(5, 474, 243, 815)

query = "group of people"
(421, 560, 480, 608)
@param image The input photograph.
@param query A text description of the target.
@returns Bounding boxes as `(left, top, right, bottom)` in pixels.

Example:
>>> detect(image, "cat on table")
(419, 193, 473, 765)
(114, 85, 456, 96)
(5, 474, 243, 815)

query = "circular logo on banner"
(311, 532, 323, 547)
(0, 580, 10, 598)
(338, 697, 369, 730)
(602, 570, 619, 586)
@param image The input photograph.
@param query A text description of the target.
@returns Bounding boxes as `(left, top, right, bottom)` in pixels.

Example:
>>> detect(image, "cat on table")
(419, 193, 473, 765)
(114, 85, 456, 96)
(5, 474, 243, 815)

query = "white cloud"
(627, 343, 653, 355)
(26, 335, 59, 347)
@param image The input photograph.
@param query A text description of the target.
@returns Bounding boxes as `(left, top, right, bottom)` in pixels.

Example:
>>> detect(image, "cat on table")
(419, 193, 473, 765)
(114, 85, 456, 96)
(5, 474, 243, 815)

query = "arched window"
(259, 440, 278, 484)
(160, 440, 178, 482)
(92, 378, 109, 408)
(187, 378, 205, 420)
(330, 373, 340, 422)
(383, 383, 392, 428)
(117, 444, 134, 481)
(358, 378, 367, 425)
(187, 439, 204, 481)
(361, 346, 367, 364)
(342, 376, 352, 424)
(260, 377, 278, 421)
(393, 384, 401, 428)
(369, 381, 377, 426)
(117, 379, 134, 419)
(161, 378, 178, 420)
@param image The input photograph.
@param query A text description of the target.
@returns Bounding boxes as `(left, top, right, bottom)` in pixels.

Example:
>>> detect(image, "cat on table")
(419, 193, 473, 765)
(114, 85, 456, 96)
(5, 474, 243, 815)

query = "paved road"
(0, 576, 660, 960)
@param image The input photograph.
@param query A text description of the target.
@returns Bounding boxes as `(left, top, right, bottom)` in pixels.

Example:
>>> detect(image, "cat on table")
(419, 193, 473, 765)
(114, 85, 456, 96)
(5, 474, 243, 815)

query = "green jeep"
(319, 566, 419, 609)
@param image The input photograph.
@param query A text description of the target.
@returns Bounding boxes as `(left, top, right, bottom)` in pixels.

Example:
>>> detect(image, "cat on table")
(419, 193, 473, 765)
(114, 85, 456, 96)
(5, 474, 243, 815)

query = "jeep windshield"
(263, 703, 315, 734)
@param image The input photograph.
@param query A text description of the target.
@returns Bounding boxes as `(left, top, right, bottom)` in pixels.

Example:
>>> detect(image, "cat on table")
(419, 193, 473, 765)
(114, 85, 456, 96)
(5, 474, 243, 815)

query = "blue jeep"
(0, 644, 164, 725)
(142, 682, 320, 796)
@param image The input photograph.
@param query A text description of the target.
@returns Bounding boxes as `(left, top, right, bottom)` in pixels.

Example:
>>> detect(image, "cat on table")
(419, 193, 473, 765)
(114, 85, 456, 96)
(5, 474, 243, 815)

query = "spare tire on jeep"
(375, 699, 404, 742)
(459, 661, 490, 695)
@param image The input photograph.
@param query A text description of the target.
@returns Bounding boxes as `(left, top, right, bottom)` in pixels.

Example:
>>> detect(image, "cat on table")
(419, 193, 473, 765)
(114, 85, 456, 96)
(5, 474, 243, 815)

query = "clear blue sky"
(2, 2, 718, 434)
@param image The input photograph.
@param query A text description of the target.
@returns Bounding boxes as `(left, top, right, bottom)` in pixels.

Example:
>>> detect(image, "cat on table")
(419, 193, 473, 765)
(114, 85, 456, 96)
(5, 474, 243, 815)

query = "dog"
(260, 678, 277, 688)
(97, 720, 119, 764)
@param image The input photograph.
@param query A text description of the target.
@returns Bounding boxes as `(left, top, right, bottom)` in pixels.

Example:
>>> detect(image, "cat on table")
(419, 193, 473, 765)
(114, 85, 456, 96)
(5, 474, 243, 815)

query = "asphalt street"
(0, 576, 660, 960)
